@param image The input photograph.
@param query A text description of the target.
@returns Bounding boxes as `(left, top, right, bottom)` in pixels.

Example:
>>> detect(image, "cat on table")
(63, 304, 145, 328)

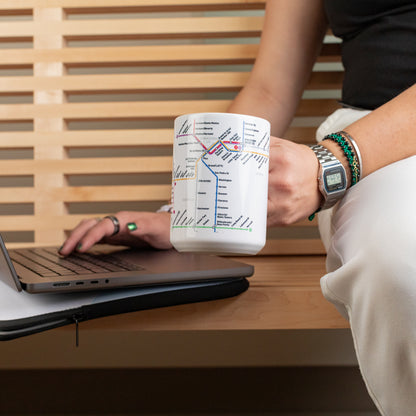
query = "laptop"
(0, 235, 254, 294)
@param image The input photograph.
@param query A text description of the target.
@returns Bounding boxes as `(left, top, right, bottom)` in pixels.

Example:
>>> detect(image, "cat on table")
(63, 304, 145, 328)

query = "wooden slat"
(0, 214, 101, 231)
(32, 6, 67, 247)
(1, 43, 340, 67)
(0, 71, 343, 93)
(0, 188, 36, 203)
(0, 184, 170, 203)
(1, 73, 249, 93)
(0, 156, 172, 175)
(0, 16, 263, 38)
(0, 129, 173, 147)
(1, 44, 259, 66)
(0, 100, 229, 120)
(0, 0, 265, 11)
(0, 128, 320, 149)
(52, 184, 171, 202)
(0, 99, 340, 120)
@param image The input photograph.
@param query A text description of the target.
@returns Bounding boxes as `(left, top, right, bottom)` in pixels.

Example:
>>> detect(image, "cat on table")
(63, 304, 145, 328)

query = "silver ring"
(104, 215, 120, 236)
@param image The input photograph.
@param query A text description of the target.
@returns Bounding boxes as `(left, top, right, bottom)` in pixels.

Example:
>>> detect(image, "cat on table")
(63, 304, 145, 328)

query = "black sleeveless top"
(324, 0, 416, 109)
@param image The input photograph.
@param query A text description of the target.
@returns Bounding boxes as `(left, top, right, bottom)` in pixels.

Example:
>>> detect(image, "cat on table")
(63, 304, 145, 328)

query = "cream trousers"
(316, 108, 416, 416)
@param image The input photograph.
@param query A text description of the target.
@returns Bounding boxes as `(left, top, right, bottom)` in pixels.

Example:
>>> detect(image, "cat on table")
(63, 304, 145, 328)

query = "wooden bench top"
(76, 255, 347, 332)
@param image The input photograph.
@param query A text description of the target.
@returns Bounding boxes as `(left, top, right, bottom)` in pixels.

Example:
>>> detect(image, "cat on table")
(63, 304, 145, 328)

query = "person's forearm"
(346, 83, 416, 177)
(228, 81, 293, 137)
(228, 0, 327, 137)
(322, 83, 416, 182)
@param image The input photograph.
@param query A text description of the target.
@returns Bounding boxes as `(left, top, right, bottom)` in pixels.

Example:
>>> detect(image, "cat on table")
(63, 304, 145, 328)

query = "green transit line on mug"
(172, 225, 252, 232)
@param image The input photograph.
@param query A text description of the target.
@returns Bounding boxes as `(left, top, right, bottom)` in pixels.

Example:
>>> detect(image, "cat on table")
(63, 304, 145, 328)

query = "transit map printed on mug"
(170, 113, 270, 255)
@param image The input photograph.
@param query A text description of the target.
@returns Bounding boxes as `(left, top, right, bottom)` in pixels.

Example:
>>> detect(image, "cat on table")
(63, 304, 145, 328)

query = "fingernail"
(58, 244, 64, 253)
(76, 243, 83, 251)
(127, 222, 137, 231)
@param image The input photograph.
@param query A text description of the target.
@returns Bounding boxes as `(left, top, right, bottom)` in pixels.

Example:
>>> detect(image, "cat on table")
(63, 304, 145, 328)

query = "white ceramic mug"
(170, 112, 270, 255)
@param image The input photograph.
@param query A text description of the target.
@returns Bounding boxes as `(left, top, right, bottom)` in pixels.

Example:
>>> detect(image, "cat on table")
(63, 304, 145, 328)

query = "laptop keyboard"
(9, 247, 144, 278)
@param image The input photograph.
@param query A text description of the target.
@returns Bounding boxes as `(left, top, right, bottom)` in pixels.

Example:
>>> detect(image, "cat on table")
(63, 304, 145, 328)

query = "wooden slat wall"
(0, 0, 343, 253)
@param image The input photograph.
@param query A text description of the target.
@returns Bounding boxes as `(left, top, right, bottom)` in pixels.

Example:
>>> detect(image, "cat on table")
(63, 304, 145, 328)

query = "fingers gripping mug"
(170, 113, 270, 255)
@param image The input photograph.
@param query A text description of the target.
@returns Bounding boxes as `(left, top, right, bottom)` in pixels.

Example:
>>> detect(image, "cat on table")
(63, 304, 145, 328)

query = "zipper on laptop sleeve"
(72, 313, 84, 347)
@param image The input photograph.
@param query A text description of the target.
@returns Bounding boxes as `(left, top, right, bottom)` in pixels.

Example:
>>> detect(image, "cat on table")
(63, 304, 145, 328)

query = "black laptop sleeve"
(0, 278, 249, 341)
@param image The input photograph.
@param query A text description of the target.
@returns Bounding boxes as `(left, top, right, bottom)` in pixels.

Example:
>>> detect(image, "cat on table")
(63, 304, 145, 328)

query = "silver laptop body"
(0, 235, 253, 294)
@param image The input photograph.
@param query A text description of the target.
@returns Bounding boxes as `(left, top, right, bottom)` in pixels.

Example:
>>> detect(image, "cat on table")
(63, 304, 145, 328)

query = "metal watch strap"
(310, 144, 346, 210)
(310, 144, 338, 164)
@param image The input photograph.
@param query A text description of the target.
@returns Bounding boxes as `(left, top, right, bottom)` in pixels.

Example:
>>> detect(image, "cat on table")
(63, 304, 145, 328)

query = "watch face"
(324, 166, 346, 192)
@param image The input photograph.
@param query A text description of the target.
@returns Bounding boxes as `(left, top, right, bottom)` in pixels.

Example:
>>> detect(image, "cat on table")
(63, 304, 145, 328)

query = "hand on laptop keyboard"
(59, 211, 172, 256)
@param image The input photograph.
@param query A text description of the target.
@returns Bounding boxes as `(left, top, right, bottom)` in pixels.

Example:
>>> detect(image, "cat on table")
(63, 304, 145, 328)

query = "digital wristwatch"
(310, 144, 347, 210)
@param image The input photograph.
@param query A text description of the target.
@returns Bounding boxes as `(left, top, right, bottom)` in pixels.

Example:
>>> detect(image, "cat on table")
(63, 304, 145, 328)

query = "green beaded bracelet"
(323, 132, 360, 186)
(340, 130, 362, 182)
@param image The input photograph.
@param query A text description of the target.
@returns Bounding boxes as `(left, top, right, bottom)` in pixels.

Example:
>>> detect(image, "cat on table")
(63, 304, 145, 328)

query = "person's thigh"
(321, 155, 416, 416)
